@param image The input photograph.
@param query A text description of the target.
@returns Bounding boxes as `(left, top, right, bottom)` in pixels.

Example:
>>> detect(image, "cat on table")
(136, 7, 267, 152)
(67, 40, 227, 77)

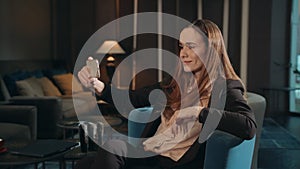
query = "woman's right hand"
(78, 57, 105, 95)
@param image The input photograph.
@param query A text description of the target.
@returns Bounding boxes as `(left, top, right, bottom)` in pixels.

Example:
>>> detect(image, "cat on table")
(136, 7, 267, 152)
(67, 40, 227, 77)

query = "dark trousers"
(74, 140, 204, 169)
(74, 139, 159, 169)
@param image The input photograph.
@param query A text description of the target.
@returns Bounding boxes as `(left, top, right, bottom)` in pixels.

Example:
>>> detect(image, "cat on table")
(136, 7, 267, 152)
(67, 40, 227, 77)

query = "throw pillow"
(3, 70, 31, 96)
(16, 77, 44, 96)
(38, 77, 62, 96)
(53, 73, 83, 95)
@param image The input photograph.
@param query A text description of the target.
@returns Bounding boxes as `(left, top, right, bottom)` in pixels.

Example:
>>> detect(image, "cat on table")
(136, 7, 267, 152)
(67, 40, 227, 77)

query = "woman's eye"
(178, 43, 183, 49)
(178, 43, 197, 50)
(186, 44, 196, 49)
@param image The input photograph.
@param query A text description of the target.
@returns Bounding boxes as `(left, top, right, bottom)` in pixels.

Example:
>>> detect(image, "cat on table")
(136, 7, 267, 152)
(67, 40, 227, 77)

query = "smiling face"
(179, 27, 207, 76)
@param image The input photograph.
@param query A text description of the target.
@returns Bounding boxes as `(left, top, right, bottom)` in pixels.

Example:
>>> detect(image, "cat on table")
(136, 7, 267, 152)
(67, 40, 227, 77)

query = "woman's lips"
(183, 61, 192, 64)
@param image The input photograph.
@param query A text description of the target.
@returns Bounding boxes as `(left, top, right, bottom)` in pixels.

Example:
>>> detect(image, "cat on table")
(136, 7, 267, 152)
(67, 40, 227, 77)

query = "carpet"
(260, 118, 300, 149)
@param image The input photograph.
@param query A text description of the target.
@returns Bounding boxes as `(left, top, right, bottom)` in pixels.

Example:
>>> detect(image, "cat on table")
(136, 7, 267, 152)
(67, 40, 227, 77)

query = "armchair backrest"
(204, 131, 256, 169)
(247, 92, 266, 169)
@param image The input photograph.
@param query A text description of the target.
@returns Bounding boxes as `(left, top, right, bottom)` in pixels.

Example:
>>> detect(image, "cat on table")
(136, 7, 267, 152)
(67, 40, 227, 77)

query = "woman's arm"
(98, 83, 162, 109)
(78, 57, 161, 109)
(199, 80, 257, 140)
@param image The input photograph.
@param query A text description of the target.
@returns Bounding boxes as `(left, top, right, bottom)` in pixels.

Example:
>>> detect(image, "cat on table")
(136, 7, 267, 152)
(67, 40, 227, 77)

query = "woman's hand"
(175, 106, 203, 125)
(78, 57, 105, 95)
(171, 106, 203, 137)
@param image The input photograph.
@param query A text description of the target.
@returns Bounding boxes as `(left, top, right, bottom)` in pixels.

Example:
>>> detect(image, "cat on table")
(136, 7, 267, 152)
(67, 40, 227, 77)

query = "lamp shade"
(96, 40, 125, 54)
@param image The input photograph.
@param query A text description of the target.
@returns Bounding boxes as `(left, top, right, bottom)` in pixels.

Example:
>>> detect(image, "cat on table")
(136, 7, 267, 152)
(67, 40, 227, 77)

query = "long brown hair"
(161, 19, 244, 119)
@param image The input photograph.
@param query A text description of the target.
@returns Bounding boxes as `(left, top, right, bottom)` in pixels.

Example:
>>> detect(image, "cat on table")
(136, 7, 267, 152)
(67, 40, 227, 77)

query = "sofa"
(127, 92, 266, 169)
(0, 70, 96, 139)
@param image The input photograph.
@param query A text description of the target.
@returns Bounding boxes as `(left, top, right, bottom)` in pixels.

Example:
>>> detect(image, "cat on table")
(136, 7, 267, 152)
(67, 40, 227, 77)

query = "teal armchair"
(127, 92, 266, 169)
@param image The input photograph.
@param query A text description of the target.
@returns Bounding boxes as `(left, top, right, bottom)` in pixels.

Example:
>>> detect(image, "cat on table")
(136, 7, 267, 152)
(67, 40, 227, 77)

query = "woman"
(76, 19, 256, 169)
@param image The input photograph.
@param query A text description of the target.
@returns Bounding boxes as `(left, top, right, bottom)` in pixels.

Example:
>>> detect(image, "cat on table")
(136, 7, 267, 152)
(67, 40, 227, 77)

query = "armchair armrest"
(0, 105, 37, 140)
(9, 96, 63, 139)
(204, 130, 255, 169)
(128, 107, 153, 146)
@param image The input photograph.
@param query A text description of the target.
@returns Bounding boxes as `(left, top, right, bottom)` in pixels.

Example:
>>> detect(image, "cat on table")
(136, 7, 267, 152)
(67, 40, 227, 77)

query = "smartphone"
(86, 59, 100, 78)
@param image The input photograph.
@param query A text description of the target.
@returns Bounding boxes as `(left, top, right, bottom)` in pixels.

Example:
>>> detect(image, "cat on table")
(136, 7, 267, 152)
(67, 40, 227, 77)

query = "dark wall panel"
(138, 0, 157, 13)
(52, 0, 71, 64)
(178, 0, 198, 23)
(0, 0, 51, 61)
(248, 0, 272, 93)
(248, 0, 291, 115)
(162, 0, 178, 53)
(119, 0, 134, 53)
(227, 0, 242, 75)
(69, 0, 95, 69)
(95, 0, 116, 30)
(270, 0, 290, 88)
(137, 0, 158, 50)
(0, 0, 244, 90)
(202, 0, 224, 30)
(134, 0, 158, 89)
(163, 0, 177, 15)
(269, 0, 291, 113)
(120, 0, 134, 17)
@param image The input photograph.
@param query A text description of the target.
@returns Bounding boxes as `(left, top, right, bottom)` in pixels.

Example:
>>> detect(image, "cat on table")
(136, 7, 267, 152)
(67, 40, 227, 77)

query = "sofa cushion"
(2, 69, 66, 97)
(3, 70, 31, 96)
(16, 77, 44, 96)
(53, 73, 83, 95)
(38, 77, 62, 96)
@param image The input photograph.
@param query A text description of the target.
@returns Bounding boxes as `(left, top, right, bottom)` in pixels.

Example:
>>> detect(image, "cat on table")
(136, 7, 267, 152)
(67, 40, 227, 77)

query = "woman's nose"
(180, 46, 188, 58)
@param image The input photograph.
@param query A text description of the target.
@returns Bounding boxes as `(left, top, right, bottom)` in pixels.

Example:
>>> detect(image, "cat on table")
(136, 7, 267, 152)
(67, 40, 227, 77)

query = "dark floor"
(258, 112, 300, 169)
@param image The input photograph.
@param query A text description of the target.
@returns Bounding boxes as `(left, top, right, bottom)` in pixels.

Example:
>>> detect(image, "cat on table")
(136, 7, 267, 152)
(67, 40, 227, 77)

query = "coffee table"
(0, 140, 76, 169)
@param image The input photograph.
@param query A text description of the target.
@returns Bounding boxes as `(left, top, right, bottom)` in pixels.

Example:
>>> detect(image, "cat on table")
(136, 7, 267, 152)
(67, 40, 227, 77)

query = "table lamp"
(96, 40, 125, 84)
